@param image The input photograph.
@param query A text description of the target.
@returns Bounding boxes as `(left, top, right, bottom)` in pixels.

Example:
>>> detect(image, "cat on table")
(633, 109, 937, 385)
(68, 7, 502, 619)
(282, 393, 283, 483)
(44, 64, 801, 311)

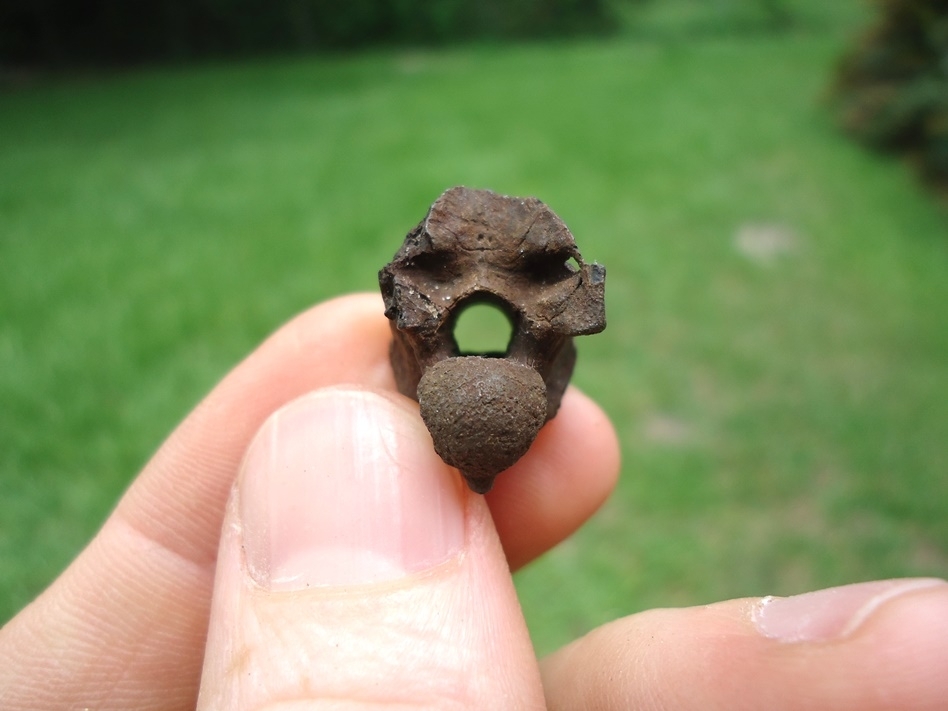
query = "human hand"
(1, 294, 946, 710)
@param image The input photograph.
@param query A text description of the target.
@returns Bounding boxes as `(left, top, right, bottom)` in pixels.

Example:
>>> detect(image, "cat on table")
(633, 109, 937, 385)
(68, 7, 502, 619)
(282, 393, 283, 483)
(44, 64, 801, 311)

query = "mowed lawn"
(2, 10, 947, 653)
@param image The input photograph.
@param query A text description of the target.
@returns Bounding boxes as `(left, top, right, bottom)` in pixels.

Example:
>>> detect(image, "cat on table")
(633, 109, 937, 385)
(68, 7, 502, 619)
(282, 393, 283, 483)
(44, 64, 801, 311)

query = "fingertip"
(542, 582, 948, 711)
(559, 387, 622, 488)
(289, 292, 386, 335)
(775, 580, 948, 710)
(525, 387, 620, 512)
(274, 292, 394, 387)
(488, 386, 620, 570)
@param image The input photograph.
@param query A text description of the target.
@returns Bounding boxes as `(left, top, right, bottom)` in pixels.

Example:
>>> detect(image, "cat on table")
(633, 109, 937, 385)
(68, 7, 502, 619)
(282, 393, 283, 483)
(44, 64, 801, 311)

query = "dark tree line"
(832, 0, 948, 190)
(1, 0, 617, 66)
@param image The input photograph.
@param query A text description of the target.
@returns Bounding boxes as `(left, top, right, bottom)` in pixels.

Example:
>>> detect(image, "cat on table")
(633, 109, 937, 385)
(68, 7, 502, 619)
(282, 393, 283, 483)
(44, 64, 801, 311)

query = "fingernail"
(753, 578, 948, 643)
(239, 389, 466, 590)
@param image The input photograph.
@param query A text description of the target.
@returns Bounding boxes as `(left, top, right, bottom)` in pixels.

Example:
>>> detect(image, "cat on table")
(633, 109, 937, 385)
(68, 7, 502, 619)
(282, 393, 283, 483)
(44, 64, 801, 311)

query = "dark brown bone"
(379, 187, 606, 492)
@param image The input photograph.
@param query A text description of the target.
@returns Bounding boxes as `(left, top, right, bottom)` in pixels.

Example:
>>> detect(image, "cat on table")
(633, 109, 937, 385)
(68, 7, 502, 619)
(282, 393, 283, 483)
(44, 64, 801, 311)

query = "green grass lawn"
(2, 2, 947, 655)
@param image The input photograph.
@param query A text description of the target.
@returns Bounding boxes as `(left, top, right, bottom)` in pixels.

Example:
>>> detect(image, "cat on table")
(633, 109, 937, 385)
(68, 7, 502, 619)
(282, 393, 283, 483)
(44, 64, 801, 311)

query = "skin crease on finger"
(0, 293, 619, 711)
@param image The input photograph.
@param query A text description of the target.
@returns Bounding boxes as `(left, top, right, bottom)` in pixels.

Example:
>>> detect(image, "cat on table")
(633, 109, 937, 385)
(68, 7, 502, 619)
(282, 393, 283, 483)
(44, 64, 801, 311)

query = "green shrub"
(832, 0, 948, 190)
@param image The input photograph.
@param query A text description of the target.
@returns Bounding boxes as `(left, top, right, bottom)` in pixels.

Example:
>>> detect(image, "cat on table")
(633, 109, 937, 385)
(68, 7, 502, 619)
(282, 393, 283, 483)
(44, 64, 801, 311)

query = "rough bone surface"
(418, 357, 547, 494)
(379, 186, 606, 493)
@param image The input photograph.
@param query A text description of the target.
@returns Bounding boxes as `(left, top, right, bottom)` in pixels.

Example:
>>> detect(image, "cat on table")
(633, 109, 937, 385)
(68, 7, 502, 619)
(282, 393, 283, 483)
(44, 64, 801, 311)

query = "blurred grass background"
(2, 0, 947, 655)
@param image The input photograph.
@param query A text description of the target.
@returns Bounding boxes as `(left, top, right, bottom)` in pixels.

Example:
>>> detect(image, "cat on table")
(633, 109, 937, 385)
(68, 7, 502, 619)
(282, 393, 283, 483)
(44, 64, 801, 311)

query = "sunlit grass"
(2, 5, 947, 655)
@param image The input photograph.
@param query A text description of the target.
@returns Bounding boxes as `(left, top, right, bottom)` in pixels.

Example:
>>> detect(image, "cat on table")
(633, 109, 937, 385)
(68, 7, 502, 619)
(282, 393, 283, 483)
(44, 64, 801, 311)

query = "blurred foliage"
(832, 0, 948, 191)
(616, 0, 841, 38)
(0, 0, 616, 66)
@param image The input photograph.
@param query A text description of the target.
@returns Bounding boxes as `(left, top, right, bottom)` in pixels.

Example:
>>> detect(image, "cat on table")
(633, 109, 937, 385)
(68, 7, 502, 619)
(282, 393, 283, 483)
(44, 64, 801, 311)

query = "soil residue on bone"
(417, 357, 547, 493)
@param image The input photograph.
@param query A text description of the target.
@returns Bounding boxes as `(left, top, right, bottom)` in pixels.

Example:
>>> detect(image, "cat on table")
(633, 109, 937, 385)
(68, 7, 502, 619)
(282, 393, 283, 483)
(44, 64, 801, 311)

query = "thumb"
(197, 388, 544, 709)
